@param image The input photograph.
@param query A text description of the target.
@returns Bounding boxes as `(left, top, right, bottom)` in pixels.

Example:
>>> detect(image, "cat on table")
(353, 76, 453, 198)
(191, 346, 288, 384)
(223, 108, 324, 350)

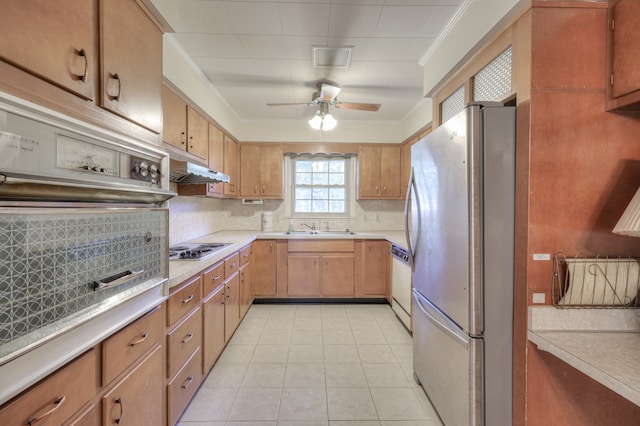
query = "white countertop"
(168, 230, 408, 289)
(528, 306, 640, 406)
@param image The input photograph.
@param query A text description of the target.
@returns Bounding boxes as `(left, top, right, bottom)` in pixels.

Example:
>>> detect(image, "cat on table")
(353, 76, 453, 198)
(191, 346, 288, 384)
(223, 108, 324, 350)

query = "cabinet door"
(611, 0, 640, 99)
(240, 145, 261, 197)
(224, 273, 240, 341)
(207, 123, 226, 197)
(224, 137, 238, 197)
(380, 146, 401, 197)
(358, 146, 381, 197)
(239, 263, 252, 318)
(103, 346, 163, 426)
(100, 0, 162, 133)
(0, 0, 96, 100)
(287, 255, 321, 296)
(359, 241, 389, 297)
(203, 286, 225, 374)
(260, 145, 283, 198)
(252, 240, 277, 297)
(322, 254, 355, 296)
(186, 106, 208, 161)
(162, 85, 187, 149)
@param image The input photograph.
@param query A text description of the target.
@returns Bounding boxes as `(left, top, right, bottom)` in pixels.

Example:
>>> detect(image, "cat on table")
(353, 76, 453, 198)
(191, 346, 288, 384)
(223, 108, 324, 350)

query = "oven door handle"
(92, 269, 145, 291)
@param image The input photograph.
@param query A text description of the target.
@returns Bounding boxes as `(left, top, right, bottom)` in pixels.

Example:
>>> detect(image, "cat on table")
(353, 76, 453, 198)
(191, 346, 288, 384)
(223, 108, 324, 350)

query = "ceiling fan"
(267, 81, 381, 112)
(267, 81, 381, 130)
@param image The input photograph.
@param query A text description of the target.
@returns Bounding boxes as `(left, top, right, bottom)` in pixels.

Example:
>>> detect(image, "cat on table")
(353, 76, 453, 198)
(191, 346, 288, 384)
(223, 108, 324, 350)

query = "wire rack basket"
(552, 253, 640, 308)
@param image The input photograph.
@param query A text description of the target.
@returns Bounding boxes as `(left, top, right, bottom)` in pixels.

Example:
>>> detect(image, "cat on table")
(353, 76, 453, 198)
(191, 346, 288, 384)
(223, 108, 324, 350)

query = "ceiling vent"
(312, 46, 353, 69)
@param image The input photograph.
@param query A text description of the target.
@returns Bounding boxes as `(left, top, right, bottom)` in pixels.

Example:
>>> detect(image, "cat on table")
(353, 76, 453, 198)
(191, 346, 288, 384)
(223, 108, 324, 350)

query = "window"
(287, 153, 353, 216)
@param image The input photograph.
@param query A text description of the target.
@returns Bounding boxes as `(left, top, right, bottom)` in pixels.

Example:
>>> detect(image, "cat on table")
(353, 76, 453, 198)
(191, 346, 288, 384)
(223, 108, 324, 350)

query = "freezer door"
(411, 107, 481, 333)
(412, 290, 483, 426)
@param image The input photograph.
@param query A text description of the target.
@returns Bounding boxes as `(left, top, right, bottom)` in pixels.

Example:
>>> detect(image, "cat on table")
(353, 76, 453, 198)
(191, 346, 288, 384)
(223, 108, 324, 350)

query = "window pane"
(312, 200, 328, 212)
(295, 187, 311, 199)
(296, 172, 312, 185)
(329, 201, 345, 212)
(292, 156, 348, 214)
(329, 188, 345, 200)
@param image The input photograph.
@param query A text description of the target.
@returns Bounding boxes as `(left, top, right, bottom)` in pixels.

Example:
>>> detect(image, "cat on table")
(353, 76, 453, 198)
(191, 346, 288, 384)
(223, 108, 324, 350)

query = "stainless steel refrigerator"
(405, 103, 515, 425)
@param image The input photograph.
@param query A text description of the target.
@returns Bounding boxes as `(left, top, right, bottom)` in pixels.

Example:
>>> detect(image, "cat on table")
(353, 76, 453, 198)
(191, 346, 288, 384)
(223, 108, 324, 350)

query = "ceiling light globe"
(308, 113, 322, 130)
(322, 113, 337, 131)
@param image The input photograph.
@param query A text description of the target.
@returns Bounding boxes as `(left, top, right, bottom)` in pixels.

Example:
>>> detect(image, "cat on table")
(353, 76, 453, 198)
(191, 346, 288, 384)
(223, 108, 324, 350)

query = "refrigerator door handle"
(413, 290, 469, 349)
(404, 166, 418, 265)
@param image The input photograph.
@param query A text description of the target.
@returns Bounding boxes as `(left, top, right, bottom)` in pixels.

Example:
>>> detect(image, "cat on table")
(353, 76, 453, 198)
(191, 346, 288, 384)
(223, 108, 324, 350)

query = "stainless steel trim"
(0, 176, 175, 204)
(404, 166, 418, 267)
(92, 270, 145, 290)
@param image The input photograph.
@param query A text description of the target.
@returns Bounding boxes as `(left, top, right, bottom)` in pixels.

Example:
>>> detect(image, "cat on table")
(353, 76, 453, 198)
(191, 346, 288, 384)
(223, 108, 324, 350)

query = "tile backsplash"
(168, 195, 405, 244)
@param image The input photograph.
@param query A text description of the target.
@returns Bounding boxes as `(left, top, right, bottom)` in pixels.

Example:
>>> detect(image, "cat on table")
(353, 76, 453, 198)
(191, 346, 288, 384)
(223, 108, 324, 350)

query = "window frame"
(284, 153, 356, 219)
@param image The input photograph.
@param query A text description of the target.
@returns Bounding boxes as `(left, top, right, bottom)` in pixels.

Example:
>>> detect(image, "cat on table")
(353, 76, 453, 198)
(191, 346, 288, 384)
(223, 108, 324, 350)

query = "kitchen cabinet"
(161, 85, 209, 161)
(166, 276, 203, 426)
(606, 0, 640, 111)
(239, 144, 283, 199)
(202, 284, 225, 374)
(206, 123, 226, 197)
(239, 245, 252, 318)
(252, 240, 278, 297)
(358, 145, 402, 199)
(355, 240, 390, 298)
(100, 0, 163, 133)
(224, 137, 239, 197)
(286, 240, 355, 297)
(102, 345, 163, 426)
(0, 0, 96, 101)
(0, 349, 97, 425)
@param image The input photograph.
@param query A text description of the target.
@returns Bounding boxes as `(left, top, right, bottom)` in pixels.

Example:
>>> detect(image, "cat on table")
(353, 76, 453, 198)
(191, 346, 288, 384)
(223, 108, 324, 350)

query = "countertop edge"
(528, 329, 640, 407)
(168, 230, 407, 289)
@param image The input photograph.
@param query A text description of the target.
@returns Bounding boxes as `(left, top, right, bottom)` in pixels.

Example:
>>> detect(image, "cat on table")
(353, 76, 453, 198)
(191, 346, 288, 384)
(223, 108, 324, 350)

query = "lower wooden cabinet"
(224, 273, 241, 341)
(202, 285, 225, 374)
(167, 349, 202, 426)
(102, 345, 163, 425)
(252, 240, 277, 297)
(355, 240, 390, 298)
(0, 349, 98, 426)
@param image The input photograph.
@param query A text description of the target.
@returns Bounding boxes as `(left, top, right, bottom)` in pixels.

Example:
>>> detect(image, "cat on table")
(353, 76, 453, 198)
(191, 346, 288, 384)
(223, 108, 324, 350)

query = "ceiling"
(149, 0, 463, 124)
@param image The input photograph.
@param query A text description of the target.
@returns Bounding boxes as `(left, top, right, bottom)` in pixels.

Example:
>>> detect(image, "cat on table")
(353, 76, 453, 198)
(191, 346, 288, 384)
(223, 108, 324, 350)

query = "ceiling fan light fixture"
(308, 111, 337, 131)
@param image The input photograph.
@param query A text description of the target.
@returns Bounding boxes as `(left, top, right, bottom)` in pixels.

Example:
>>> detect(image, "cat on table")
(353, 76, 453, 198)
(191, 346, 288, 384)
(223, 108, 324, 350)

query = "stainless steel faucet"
(301, 222, 316, 232)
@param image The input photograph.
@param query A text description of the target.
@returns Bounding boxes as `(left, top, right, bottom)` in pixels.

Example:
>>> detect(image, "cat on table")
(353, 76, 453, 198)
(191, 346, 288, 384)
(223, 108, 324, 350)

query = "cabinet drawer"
(225, 252, 240, 277)
(167, 307, 202, 379)
(288, 239, 354, 253)
(167, 349, 203, 426)
(203, 261, 224, 298)
(0, 349, 97, 426)
(102, 305, 164, 385)
(239, 245, 251, 266)
(168, 275, 202, 326)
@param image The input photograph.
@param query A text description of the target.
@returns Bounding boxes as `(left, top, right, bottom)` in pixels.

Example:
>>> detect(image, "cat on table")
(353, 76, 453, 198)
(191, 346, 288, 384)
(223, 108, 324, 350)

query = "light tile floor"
(178, 303, 443, 426)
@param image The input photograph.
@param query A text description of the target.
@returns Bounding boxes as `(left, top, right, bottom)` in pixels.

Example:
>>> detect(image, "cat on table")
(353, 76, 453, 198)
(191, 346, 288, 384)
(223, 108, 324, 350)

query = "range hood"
(169, 160, 230, 185)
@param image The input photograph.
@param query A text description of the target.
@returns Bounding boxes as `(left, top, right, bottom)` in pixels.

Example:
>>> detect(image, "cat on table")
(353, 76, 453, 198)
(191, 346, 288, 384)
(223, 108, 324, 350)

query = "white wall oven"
(0, 92, 174, 404)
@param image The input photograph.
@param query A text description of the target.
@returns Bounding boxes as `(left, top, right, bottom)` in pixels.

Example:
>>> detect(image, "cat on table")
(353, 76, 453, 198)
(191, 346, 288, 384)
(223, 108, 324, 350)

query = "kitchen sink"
(264, 230, 357, 236)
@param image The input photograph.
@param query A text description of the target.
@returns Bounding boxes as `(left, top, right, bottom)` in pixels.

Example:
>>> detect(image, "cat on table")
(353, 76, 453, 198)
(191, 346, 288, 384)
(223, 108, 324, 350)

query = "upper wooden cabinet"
(239, 144, 283, 199)
(224, 137, 239, 197)
(207, 124, 225, 197)
(358, 145, 402, 199)
(100, 0, 163, 133)
(0, 0, 97, 101)
(607, 0, 640, 110)
(161, 86, 209, 162)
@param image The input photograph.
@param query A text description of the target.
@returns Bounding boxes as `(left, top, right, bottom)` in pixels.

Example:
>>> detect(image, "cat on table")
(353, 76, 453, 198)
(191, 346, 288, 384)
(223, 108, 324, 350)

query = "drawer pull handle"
(181, 376, 194, 389)
(129, 332, 148, 347)
(212, 274, 221, 281)
(27, 395, 66, 425)
(114, 397, 124, 424)
(77, 48, 88, 82)
(182, 294, 194, 304)
(230, 263, 237, 267)
(181, 333, 194, 344)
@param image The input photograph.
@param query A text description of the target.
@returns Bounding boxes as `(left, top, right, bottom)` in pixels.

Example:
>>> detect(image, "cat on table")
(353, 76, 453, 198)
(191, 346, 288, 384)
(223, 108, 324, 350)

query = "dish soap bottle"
(287, 219, 294, 233)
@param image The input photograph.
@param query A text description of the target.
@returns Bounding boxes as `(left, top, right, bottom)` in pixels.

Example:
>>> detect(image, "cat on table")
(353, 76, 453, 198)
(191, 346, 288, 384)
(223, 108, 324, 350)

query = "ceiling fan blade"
(267, 102, 315, 107)
(319, 83, 341, 102)
(334, 102, 381, 112)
